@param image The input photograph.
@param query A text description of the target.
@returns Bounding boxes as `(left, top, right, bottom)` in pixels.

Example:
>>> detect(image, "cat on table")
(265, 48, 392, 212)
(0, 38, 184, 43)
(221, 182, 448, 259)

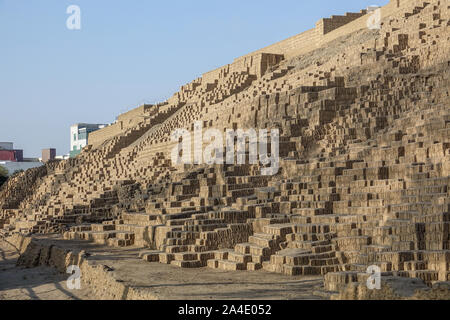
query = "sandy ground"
(0, 237, 328, 300)
(0, 242, 94, 300)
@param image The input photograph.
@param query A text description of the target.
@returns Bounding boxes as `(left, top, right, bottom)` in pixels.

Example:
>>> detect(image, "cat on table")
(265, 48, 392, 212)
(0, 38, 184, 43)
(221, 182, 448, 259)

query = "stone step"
(228, 252, 252, 264)
(207, 259, 247, 271)
(171, 259, 205, 268)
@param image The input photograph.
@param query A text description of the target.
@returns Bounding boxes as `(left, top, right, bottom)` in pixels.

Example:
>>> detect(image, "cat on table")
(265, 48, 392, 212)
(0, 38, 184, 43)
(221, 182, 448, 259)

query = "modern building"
(0, 143, 43, 175)
(0, 142, 24, 162)
(55, 154, 70, 160)
(42, 148, 56, 162)
(70, 123, 106, 158)
(0, 142, 47, 175)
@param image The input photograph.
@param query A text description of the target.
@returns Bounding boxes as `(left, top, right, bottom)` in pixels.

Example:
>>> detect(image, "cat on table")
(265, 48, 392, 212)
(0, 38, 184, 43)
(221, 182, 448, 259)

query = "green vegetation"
(0, 165, 8, 187)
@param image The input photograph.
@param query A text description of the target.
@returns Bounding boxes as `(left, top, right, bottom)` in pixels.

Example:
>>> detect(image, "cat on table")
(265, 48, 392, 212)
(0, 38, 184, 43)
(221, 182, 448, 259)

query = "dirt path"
(1, 236, 328, 300)
(0, 242, 94, 300)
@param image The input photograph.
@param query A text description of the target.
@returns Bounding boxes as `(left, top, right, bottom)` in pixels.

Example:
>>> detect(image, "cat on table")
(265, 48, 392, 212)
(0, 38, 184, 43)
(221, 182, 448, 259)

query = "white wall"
(70, 125, 88, 153)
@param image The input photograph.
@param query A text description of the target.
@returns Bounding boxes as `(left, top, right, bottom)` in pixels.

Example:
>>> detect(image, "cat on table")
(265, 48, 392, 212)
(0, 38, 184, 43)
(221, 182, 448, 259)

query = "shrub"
(0, 165, 8, 187)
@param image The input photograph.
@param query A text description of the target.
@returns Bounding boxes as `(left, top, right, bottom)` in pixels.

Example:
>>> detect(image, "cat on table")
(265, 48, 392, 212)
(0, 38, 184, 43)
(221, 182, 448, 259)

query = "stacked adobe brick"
(1, 0, 448, 293)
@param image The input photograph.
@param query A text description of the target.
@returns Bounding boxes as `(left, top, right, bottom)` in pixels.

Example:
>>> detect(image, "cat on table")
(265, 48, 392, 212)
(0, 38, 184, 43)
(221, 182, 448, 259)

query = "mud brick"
(0, 0, 448, 300)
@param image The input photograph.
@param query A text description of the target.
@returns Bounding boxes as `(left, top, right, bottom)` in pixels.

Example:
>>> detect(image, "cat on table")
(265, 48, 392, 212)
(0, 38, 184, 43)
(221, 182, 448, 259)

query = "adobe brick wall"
(240, 0, 426, 59)
(202, 53, 284, 85)
(88, 105, 155, 148)
(81, 0, 434, 149)
(87, 1, 408, 148)
(1, 0, 448, 295)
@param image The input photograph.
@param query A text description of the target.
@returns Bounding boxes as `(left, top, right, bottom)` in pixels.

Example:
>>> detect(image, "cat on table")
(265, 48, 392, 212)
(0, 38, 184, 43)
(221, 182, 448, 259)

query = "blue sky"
(0, 0, 389, 157)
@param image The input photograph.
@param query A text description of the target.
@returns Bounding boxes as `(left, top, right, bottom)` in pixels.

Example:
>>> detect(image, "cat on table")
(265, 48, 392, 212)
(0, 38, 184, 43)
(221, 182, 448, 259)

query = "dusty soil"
(0, 242, 94, 300)
(0, 236, 327, 300)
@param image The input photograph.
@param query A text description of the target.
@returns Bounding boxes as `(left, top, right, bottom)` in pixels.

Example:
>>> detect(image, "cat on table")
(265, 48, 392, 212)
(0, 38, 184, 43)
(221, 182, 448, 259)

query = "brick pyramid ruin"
(1, 0, 449, 294)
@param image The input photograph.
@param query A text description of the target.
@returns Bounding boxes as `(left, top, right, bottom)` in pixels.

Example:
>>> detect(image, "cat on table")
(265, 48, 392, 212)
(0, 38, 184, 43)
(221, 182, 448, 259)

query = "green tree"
(0, 165, 8, 187)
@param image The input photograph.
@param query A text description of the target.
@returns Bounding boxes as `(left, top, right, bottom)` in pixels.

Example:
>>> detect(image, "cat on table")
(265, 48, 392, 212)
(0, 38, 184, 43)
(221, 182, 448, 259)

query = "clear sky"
(0, 0, 389, 157)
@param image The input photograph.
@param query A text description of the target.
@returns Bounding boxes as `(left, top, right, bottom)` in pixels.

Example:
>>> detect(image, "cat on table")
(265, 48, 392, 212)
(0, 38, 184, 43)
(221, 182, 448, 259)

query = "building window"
(73, 133, 77, 141)
(78, 133, 87, 140)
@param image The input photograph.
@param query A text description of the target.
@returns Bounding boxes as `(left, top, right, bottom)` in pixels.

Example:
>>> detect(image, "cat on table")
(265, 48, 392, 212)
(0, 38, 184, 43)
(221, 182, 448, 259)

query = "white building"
(70, 123, 106, 158)
(55, 154, 70, 160)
